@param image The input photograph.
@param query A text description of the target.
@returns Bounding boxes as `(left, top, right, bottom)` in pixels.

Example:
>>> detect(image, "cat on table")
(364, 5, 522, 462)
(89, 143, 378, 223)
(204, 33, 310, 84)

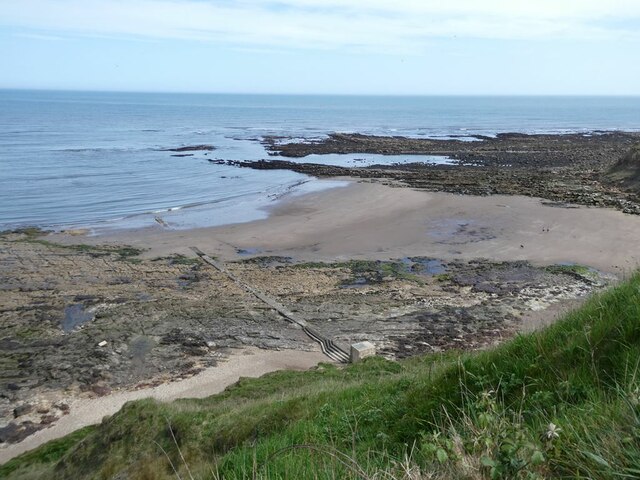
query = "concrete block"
(350, 341, 376, 363)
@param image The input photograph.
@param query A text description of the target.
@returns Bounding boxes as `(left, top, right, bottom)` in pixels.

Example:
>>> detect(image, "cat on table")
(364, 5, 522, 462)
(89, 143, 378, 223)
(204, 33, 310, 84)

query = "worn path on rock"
(190, 247, 350, 363)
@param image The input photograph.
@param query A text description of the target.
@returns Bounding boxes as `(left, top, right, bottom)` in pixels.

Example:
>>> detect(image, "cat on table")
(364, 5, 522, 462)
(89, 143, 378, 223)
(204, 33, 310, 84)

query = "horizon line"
(2, 87, 640, 98)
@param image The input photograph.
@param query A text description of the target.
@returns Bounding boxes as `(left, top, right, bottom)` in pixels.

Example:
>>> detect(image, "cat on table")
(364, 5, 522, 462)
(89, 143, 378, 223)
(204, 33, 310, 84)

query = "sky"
(1, 0, 639, 95)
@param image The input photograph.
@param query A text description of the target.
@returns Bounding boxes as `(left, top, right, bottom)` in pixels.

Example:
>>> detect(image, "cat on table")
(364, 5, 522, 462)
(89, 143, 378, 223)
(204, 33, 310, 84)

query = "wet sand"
(57, 180, 640, 275)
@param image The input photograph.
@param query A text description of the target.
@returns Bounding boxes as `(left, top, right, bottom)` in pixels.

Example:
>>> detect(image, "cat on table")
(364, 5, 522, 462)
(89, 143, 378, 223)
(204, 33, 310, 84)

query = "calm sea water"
(1, 90, 638, 232)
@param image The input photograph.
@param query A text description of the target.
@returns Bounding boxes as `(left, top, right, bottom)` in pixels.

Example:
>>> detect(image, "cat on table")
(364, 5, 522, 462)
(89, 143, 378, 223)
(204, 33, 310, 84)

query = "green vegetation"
(434, 272, 452, 282)
(58, 244, 144, 261)
(295, 259, 423, 285)
(607, 143, 640, 192)
(4, 273, 640, 479)
(153, 254, 201, 266)
(3, 229, 145, 262)
(2, 227, 47, 238)
(0, 427, 95, 478)
(235, 256, 293, 265)
(544, 263, 598, 280)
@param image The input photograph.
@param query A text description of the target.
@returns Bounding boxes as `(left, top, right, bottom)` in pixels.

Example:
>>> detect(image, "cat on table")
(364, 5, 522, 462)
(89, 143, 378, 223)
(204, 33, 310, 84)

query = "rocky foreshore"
(0, 230, 611, 445)
(234, 132, 640, 214)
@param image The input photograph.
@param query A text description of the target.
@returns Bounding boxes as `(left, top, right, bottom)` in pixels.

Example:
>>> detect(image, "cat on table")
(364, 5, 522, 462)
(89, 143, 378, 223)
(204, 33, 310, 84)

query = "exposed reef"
(228, 132, 640, 214)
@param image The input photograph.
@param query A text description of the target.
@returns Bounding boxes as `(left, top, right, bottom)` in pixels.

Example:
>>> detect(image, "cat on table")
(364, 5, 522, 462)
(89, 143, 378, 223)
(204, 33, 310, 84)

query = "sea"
(1, 90, 639, 232)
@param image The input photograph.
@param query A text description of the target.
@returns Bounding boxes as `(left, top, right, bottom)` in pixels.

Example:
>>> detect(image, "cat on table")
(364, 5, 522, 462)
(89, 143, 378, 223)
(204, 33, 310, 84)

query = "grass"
(3, 272, 640, 479)
(0, 427, 95, 477)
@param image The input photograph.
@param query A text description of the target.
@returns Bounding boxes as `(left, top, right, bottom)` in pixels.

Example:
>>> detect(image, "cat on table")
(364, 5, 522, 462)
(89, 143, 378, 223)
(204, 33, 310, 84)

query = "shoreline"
(4, 130, 639, 234)
(0, 348, 328, 464)
(50, 179, 640, 274)
(3, 177, 352, 236)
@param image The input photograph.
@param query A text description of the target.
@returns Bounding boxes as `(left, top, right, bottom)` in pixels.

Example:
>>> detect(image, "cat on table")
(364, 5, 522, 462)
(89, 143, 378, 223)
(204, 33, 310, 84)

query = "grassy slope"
(608, 143, 640, 192)
(3, 273, 640, 479)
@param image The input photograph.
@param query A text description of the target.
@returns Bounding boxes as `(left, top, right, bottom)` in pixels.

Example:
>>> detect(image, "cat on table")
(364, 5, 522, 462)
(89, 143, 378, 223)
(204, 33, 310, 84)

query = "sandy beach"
(57, 179, 640, 274)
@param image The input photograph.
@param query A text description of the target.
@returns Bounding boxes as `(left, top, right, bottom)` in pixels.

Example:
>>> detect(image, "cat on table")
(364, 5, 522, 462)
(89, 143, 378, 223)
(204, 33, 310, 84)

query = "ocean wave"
(4, 92, 640, 232)
(54, 147, 156, 153)
(1, 130, 49, 135)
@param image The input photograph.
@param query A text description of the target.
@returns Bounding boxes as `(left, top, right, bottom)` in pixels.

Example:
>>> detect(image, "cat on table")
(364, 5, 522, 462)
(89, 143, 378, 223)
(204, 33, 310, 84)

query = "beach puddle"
(341, 277, 370, 289)
(557, 261, 598, 272)
(291, 153, 455, 168)
(238, 255, 294, 267)
(402, 257, 448, 275)
(426, 218, 496, 245)
(237, 247, 263, 256)
(551, 262, 603, 279)
(339, 258, 443, 288)
(61, 303, 94, 332)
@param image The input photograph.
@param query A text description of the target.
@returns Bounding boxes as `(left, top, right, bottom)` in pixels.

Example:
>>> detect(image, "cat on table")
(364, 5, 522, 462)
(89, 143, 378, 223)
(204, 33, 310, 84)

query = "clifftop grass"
(3, 273, 640, 479)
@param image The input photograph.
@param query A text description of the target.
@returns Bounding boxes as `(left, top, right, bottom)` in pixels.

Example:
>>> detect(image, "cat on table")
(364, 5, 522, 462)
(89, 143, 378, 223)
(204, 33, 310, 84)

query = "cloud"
(1, 0, 639, 53)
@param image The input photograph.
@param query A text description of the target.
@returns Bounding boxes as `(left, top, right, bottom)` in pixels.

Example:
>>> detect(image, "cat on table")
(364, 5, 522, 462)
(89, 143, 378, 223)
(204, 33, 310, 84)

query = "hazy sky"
(1, 0, 639, 94)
